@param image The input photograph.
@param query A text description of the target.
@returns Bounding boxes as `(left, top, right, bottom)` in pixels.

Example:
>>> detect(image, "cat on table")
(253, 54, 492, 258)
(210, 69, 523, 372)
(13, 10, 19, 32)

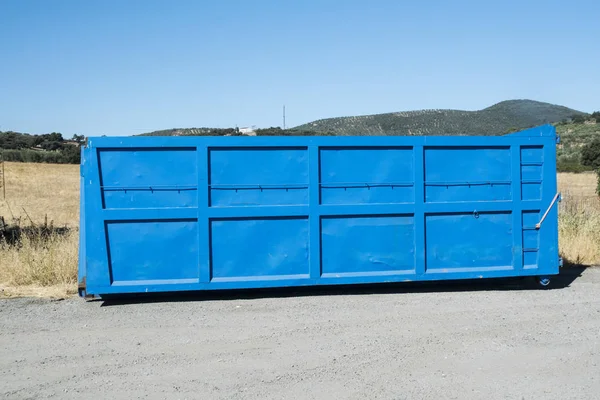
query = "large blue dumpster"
(78, 125, 561, 297)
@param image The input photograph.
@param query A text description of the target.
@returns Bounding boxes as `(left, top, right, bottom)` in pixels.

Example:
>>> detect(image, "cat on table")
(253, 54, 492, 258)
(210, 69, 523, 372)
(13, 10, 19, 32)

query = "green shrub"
(0, 148, 80, 164)
(581, 138, 600, 169)
(557, 160, 590, 173)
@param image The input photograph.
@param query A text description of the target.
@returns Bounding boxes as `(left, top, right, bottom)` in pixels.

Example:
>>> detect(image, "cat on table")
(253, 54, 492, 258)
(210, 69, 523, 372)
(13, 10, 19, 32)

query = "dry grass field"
(0, 162, 599, 298)
(557, 172, 600, 266)
(0, 162, 79, 298)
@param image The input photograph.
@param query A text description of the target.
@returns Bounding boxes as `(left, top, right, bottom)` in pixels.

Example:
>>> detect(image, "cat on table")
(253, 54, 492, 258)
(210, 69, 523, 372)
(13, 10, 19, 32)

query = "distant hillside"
(294, 100, 588, 136)
(556, 118, 600, 172)
(3, 103, 598, 171)
(139, 127, 333, 137)
(140, 127, 239, 137)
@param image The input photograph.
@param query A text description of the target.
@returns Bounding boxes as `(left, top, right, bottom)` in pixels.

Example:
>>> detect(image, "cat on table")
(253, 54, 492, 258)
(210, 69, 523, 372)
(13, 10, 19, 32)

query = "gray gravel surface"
(1, 267, 599, 400)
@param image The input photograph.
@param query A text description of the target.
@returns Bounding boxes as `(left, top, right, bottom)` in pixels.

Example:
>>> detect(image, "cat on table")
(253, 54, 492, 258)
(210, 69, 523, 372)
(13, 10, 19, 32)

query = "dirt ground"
(1, 267, 599, 400)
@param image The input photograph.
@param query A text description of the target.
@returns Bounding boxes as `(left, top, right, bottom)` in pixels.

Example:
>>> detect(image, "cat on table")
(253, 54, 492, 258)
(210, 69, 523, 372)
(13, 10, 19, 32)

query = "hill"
(139, 127, 334, 137)
(294, 100, 587, 136)
(556, 119, 600, 172)
(140, 128, 241, 137)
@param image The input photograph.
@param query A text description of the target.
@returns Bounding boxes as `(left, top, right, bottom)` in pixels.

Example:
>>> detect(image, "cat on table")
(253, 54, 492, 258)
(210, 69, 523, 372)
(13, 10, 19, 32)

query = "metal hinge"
(78, 277, 86, 295)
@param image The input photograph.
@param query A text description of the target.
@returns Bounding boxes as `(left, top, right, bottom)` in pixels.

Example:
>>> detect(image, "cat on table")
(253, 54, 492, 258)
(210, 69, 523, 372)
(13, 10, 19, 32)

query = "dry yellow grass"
(557, 172, 600, 266)
(1, 162, 79, 298)
(0, 162, 79, 226)
(0, 162, 598, 298)
(558, 171, 598, 199)
(0, 232, 78, 298)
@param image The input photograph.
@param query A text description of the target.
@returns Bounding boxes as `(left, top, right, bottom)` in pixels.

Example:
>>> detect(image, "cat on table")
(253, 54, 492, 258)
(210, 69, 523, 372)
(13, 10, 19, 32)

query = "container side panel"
(106, 219, 199, 284)
(77, 147, 88, 293)
(540, 140, 559, 274)
(414, 145, 426, 276)
(522, 210, 541, 269)
(85, 148, 112, 288)
(210, 217, 309, 280)
(320, 147, 414, 204)
(197, 146, 211, 283)
(521, 165, 543, 181)
(521, 146, 545, 163)
(308, 146, 322, 279)
(209, 147, 309, 206)
(424, 147, 511, 202)
(81, 127, 561, 296)
(321, 215, 415, 276)
(521, 184, 542, 201)
(99, 148, 197, 209)
(522, 211, 540, 230)
(521, 146, 544, 201)
(510, 145, 524, 274)
(425, 212, 513, 272)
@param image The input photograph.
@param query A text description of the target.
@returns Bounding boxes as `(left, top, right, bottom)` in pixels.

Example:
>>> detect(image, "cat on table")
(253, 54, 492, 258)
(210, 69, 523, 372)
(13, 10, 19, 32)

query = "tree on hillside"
(0, 131, 34, 149)
(591, 111, 600, 120)
(61, 144, 81, 163)
(72, 134, 85, 144)
(581, 138, 600, 169)
(579, 137, 600, 197)
(0, 131, 82, 164)
(571, 114, 586, 124)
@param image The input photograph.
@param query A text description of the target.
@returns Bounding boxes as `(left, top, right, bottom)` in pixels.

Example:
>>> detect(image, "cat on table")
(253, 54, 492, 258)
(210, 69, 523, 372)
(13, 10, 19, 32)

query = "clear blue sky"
(1, 0, 598, 137)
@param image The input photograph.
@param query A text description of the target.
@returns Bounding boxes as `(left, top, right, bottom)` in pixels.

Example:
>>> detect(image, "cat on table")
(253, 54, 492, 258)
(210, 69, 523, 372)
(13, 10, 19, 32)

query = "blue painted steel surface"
(78, 125, 561, 297)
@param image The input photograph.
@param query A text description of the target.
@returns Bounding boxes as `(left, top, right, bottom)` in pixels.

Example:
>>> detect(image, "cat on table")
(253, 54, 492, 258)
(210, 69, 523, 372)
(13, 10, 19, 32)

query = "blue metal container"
(78, 125, 561, 297)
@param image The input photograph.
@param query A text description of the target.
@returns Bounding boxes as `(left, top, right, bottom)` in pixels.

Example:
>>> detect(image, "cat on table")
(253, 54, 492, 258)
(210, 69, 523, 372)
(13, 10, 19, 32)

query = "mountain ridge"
(292, 99, 587, 136)
(137, 99, 587, 138)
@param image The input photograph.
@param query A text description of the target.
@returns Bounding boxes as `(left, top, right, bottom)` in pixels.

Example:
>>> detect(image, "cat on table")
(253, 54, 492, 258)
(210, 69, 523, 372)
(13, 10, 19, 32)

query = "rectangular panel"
(210, 217, 309, 280)
(321, 215, 415, 276)
(521, 183, 542, 200)
(99, 148, 197, 209)
(209, 147, 309, 206)
(106, 219, 199, 283)
(425, 147, 511, 202)
(522, 211, 540, 269)
(521, 146, 544, 164)
(320, 147, 414, 204)
(521, 146, 543, 201)
(523, 252, 538, 269)
(523, 229, 539, 248)
(521, 165, 543, 181)
(425, 212, 513, 271)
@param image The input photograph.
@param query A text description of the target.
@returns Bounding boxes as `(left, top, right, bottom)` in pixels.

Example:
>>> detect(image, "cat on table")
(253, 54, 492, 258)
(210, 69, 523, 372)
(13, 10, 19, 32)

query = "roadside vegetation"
(0, 131, 84, 164)
(556, 115, 600, 174)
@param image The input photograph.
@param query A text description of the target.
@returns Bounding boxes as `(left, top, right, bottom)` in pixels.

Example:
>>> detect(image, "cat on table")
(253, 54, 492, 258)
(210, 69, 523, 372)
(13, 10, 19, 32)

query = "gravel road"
(1, 267, 599, 400)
